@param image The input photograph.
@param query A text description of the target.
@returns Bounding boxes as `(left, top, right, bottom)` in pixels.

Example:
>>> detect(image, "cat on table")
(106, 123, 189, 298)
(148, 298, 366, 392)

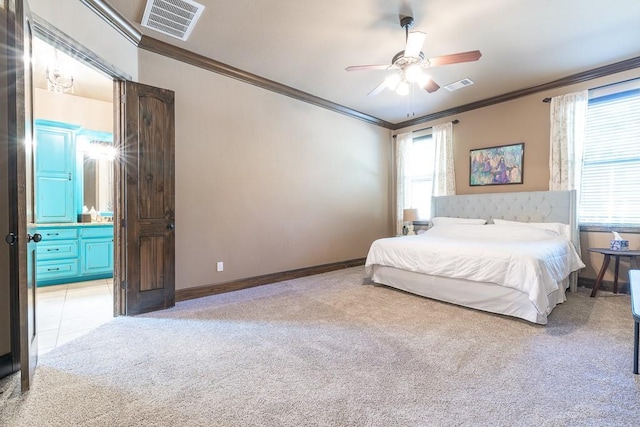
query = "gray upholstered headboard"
(431, 190, 576, 225)
(431, 190, 580, 248)
(431, 190, 579, 291)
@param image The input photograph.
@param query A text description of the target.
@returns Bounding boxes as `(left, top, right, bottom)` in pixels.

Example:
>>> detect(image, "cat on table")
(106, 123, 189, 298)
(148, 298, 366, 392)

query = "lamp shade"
(403, 208, 419, 222)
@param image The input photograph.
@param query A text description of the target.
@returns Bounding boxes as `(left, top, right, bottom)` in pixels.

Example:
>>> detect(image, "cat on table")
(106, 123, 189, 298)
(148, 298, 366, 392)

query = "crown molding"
(393, 55, 640, 130)
(79, 0, 392, 128)
(80, 0, 142, 46)
(138, 36, 393, 128)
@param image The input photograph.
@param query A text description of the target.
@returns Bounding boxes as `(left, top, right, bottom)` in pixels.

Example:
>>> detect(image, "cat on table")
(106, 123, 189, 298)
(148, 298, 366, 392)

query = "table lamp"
(403, 208, 419, 235)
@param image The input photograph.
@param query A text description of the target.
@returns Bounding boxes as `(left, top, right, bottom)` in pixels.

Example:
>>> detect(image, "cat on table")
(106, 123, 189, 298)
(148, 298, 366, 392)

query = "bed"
(365, 190, 585, 324)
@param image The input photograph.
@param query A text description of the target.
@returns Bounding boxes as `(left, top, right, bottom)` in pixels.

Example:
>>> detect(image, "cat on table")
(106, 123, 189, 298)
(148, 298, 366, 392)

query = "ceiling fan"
(346, 16, 481, 96)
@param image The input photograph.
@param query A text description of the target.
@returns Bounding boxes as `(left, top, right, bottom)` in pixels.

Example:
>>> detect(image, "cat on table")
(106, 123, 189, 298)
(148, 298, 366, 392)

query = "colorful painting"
(469, 143, 524, 186)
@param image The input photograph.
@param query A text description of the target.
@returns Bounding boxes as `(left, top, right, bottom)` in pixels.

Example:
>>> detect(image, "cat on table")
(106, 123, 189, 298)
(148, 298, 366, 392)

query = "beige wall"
(397, 68, 640, 284)
(138, 50, 392, 290)
(34, 88, 113, 131)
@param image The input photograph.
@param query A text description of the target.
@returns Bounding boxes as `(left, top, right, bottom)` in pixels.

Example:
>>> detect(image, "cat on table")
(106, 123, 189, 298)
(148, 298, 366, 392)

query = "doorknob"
(166, 223, 175, 231)
(27, 233, 42, 243)
(5, 232, 17, 246)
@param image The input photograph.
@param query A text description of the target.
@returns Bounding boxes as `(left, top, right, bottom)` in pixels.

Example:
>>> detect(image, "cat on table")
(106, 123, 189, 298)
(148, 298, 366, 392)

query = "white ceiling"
(51, 0, 640, 124)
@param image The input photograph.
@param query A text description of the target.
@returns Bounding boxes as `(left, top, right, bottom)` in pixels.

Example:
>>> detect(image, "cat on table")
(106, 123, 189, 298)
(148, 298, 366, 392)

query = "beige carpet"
(1, 267, 639, 426)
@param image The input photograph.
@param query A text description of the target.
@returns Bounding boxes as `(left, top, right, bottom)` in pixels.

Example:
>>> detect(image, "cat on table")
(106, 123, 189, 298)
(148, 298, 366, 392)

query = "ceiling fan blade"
(345, 64, 393, 71)
(422, 79, 440, 93)
(427, 50, 482, 67)
(404, 31, 426, 59)
(367, 81, 387, 96)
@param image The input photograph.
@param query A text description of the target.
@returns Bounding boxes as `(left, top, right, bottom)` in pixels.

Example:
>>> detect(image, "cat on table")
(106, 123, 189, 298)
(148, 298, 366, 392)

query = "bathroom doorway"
(32, 36, 115, 355)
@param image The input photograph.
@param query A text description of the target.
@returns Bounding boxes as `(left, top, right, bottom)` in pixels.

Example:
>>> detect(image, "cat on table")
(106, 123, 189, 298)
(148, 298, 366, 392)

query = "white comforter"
(365, 224, 585, 315)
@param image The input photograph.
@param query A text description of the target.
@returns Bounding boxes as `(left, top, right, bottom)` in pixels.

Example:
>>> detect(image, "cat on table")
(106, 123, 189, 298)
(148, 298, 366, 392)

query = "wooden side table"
(588, 248, 640, 297)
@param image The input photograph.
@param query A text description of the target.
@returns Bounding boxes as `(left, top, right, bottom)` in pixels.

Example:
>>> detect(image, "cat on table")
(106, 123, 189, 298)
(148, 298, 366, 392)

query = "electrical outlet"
(216, 261, 224, 272)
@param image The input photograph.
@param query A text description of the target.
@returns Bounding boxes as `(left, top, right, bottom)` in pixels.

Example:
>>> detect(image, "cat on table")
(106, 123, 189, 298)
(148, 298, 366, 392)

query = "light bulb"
(405, 64, 423, 83)
(395, 81, 410, 96)
(417, 73, 432, 89)
(384, 74, 401, 90)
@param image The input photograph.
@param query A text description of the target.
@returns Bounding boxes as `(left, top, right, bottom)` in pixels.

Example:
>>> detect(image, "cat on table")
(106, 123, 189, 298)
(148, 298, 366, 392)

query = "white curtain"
(548, 90, 588, 290)
(549, 91, 588, 191)
(395, 132, 412, 235)
(432, 122, 456, 196)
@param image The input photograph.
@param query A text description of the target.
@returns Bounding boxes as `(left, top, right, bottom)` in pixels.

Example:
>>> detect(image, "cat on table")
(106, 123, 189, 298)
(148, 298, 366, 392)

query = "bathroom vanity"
(36, 223, 114, 286)
(35, 119, 114, 286)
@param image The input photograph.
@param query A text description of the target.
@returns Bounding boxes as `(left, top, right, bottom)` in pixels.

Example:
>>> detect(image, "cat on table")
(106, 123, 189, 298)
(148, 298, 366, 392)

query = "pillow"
(492, 218, 571, 240)
(430, 217, 487, 226)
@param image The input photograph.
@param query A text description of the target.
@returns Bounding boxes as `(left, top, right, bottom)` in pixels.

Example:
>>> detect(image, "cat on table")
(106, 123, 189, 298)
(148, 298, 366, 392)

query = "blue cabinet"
(36, 228, 80, 283)
(81, 227, 114, 276)
(36, 224, 114, 286)
(35, 120, 80, 223)
(34, 119, 115, 287)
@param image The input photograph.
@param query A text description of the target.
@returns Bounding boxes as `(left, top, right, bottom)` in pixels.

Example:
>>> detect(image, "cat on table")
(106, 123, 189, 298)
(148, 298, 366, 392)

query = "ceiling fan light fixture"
(385, 74, 402, 91)
(404, 63, 424, 83)
(346, 16, 481, 98)
(395, 81, 410, 96)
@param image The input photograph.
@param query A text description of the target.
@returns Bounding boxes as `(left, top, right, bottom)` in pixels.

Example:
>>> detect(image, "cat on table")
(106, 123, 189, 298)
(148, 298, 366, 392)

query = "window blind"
(406, 135, 435, 218)
(579, 89, 640, 225)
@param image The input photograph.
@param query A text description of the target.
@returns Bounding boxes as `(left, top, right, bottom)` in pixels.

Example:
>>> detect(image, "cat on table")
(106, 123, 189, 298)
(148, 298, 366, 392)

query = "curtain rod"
(542, 78, 640, 103)
(392, 119, 459, 138)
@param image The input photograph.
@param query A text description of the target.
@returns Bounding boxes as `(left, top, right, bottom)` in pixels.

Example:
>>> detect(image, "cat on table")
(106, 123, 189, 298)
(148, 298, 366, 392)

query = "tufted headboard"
(431, 190, 578, 250)
(431, 190, 579, 291)
(431, 190, 575, 224)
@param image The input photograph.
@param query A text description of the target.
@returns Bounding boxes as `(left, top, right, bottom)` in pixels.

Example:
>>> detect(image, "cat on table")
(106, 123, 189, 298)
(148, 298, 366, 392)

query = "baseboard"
(176, 258, 365, 302)
(578, 276, 630, 294)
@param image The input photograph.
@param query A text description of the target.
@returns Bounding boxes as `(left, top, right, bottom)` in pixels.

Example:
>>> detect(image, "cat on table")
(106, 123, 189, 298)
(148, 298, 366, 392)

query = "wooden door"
(4, 0, 38, 391)
(119, 81, 175, 315)
(0, 1, 18, 380)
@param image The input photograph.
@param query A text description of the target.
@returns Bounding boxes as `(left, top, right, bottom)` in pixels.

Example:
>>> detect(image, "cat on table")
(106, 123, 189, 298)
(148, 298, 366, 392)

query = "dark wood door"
(121, 81, 175, 315)
(0, 1, 21, 381)
(4, 0, 38, 391)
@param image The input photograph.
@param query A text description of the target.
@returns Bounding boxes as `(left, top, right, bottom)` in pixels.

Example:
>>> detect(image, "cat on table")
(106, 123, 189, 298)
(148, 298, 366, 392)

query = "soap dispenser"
(89, 206, 97, 222)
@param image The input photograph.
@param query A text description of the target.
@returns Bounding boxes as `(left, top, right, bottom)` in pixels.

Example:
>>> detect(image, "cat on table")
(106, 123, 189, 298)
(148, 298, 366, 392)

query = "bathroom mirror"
(77, 131, 115, 214)
(82, 153, 113, 213)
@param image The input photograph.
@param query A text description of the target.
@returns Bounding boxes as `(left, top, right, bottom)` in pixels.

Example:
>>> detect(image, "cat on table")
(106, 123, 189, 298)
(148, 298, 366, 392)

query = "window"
(579, 88, 640, 226)
(404, 134, 436, 218)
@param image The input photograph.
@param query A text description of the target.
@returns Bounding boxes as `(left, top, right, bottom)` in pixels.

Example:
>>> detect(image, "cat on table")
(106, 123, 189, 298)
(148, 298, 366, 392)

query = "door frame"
(8, 13, 177, 388)
(30, 17, 133, 318)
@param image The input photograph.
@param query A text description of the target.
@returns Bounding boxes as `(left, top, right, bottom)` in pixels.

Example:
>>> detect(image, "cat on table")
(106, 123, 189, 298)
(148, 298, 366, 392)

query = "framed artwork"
(469, 142, 524, 186)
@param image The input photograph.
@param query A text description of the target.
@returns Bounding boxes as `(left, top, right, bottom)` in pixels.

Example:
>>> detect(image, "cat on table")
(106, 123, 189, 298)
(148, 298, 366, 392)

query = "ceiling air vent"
(141, 0, 205, 41)
(444, 78, 474, 92)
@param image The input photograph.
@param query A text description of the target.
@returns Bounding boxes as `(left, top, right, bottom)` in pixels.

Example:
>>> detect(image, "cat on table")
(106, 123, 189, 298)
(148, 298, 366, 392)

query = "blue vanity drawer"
(37, 240, 79, 261)
(39, 228, 79, 241)
(80, 226, 114, 239)
(37, 259, 79, 281)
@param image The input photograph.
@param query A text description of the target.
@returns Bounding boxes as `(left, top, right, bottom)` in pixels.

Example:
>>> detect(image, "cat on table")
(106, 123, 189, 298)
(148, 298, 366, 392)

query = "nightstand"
(588, 248, 640, 297)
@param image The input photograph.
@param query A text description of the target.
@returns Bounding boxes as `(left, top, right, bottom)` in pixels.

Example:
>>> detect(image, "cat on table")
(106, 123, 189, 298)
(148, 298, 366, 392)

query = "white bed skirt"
(370, 265, 568, 325)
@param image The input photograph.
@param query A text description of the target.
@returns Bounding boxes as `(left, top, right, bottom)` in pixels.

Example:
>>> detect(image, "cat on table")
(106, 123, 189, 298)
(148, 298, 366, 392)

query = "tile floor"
(37, 278, 114, 356)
